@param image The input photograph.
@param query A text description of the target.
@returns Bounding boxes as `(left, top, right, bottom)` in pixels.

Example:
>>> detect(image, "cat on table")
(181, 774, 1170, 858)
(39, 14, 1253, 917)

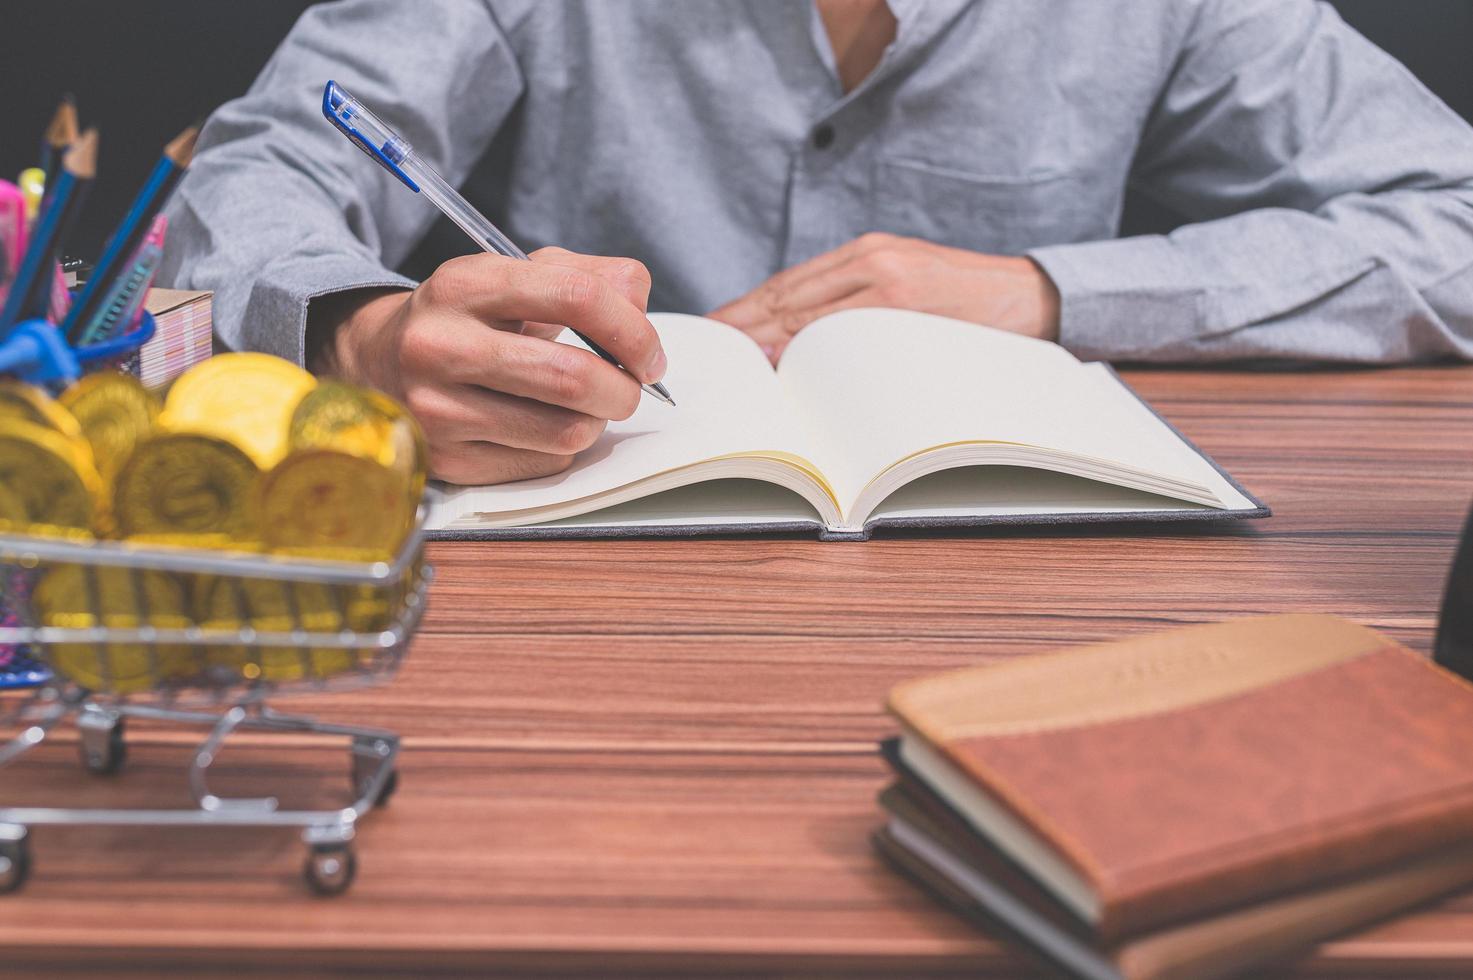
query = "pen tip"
(63, 128, 99, 179)
(165, 124, 201, 167)
(46, 95, 79, 147)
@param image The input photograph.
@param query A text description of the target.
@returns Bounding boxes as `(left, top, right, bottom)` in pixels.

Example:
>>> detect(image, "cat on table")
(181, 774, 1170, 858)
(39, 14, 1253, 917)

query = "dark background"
(1, 0, 1469, 259)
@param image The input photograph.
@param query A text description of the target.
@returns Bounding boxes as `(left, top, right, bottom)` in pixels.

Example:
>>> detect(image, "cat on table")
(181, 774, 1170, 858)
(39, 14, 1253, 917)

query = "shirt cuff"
(1028, 236, 1207, 363)
(240, 254, 416, 367)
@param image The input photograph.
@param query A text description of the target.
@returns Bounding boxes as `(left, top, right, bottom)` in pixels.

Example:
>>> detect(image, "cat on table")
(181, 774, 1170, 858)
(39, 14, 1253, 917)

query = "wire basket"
(0, 494, 435, 896)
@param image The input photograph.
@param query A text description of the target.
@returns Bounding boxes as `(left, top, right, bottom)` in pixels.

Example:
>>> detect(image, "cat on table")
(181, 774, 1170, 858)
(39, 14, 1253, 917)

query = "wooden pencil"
(38, 94, 79, 189)
(62, 124, 197, 342)
(0, 128, 97, 332)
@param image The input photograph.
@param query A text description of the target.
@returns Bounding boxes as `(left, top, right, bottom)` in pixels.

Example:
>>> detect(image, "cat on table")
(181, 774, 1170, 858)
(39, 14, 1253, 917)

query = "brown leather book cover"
(887, 614, 1473, 939)
(875, 777, 1473, 980)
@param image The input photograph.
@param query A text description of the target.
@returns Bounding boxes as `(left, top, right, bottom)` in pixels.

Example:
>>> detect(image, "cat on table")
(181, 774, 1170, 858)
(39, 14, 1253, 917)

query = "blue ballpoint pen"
(322, 80, 675, 406)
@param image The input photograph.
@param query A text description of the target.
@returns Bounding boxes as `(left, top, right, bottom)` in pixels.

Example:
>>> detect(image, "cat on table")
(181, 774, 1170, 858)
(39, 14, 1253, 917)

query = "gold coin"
(289, 381, 392, 463)
(0, 379, 84, 440)
(36, 563, 194, 693)
(161, 353, 317, 468)
(363, 388, 428, 505)
(290, 383, 427, 502)
(0, 481, 27, 525)
(260, 449, 413, 558)
(113, 433, 260, 541)
(193, 574, 360, 682)
(58, 371, 160, 484)
(0, 419, 101, 536)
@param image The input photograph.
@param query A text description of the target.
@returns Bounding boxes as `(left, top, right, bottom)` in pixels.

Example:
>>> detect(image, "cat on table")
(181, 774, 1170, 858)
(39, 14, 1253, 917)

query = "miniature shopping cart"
(0, 501, 433, 896)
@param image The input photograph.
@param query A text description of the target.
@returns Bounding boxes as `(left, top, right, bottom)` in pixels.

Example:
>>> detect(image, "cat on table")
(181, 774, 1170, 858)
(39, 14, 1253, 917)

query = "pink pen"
(123, 214, 168, 331)
(0, 180, 26, 293)
(74, 214, 167, 344)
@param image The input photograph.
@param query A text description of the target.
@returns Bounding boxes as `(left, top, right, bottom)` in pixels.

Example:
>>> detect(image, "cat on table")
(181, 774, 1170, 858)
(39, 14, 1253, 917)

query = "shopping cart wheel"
(304, 844, 357, 896)
(79, 716, 127, 776)
(0, 828, 31, 895)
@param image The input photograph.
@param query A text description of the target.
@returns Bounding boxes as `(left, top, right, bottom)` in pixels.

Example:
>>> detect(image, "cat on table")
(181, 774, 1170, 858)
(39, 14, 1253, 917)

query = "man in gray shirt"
(164, 0, 1473, 486)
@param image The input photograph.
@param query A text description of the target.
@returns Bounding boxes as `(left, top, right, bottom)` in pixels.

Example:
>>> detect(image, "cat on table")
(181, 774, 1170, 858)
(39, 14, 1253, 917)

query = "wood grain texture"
(4, 365, 1473, 977)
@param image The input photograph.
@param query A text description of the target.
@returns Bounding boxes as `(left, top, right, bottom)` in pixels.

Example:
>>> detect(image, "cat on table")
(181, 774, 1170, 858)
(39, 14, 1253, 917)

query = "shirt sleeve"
(158, 0, 525, 364)
(1027, 0, 1473, 364)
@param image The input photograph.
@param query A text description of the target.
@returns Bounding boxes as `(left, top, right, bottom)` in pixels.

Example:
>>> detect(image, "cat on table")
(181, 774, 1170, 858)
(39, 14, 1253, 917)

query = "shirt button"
(812, 124, 836, 150)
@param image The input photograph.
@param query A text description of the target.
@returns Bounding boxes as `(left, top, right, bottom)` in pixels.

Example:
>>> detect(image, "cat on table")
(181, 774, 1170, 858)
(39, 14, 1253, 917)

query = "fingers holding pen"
(427, 253, 666, 385)
(399, 308, 643, 422)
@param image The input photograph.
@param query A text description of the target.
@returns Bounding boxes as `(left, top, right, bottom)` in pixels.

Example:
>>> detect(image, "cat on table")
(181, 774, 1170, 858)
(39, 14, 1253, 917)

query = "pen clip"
(322, 81, 421, 193)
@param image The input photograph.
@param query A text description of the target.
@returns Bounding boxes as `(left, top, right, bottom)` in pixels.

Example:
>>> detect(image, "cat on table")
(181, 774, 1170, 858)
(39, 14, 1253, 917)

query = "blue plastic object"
(0, 653, 49, 691)
(0, 319, 81, 383)
(0, 310, 154, 385)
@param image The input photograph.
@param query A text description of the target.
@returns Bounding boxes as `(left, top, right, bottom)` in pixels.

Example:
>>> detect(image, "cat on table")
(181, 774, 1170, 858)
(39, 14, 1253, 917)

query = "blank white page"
(776, 309, 1222, 513)
(431, 314, 822, 527)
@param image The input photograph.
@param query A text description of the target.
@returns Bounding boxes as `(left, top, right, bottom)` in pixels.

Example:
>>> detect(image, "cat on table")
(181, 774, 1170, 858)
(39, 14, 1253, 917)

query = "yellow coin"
(193, 574, 360, 682)
(0, 481, 26, 525)
(161, 353, 317, 468)
(0, 419, 101, 536)
(363, 388, 428, 505)
(289, 381, 393, 464)
(113, 433, 260, 541)
(0, 379, 84, 440)
(58, 371, 160, 484)
(290, 382, 427, 503)
(260, 449, 413, 558)
(36, 563, 194, 693)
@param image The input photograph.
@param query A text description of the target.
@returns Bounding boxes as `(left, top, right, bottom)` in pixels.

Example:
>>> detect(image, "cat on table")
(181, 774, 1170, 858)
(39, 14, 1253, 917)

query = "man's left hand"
(709, 232, 1061, 363)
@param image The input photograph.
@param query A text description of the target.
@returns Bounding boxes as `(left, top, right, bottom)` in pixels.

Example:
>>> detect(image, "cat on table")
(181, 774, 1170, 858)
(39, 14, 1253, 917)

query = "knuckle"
(864, 249, 907, 278)
(427, 444, 467, 484)
(402, 385, 437, 420)
(759, 282, 786, 318)
(550, 414, 605, 454)
(554, 269, 602, 316)
(858, 231, 894, 249)
(611, 257, 651, 288)
(425, 257, 479, 303)
(780, 311, 806, 335)
(541, 346, 592, 405)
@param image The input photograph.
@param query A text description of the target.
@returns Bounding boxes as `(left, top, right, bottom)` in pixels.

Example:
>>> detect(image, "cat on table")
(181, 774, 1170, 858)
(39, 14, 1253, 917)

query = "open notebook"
(427, 309, 1266, 541)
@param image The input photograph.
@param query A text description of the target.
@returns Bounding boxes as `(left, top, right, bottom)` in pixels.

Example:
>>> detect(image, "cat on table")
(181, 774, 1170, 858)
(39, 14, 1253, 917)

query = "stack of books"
(877, 614, 1473, 980)
(133, 288, 212, 389)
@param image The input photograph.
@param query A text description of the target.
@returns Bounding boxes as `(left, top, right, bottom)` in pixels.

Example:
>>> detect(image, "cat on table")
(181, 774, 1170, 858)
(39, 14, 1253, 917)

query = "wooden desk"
(5, 366, 1473, 977)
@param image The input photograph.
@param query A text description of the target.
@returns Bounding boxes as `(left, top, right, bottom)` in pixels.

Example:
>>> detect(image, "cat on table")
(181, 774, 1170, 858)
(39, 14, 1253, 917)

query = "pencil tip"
(165, 125, 201, 167)
(64, 128, 99, 179)
(46, 96, 80, 147)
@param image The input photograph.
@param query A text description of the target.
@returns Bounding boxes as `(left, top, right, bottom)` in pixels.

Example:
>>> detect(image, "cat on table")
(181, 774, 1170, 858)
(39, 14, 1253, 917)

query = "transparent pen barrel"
(406, 158, 528, 260)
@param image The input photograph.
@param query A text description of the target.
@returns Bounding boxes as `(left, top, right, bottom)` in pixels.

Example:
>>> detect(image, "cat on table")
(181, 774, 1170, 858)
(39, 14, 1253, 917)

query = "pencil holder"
(0, 312, 155, 386)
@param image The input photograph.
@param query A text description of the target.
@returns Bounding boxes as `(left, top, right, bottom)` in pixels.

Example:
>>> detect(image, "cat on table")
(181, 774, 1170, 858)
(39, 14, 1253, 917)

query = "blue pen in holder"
(0, 311, 155, 688)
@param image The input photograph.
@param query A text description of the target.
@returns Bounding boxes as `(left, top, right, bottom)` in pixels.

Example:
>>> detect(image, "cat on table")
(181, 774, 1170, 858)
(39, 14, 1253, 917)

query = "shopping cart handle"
(0, 319, 80, 384)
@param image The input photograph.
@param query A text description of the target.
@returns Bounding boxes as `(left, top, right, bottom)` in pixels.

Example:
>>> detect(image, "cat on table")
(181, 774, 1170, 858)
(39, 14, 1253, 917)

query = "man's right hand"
(309, 248, 667, 485)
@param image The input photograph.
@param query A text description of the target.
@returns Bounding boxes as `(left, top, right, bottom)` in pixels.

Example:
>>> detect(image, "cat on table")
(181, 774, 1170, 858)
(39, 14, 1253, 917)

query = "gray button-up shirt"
(163, 0, 1473, 365)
